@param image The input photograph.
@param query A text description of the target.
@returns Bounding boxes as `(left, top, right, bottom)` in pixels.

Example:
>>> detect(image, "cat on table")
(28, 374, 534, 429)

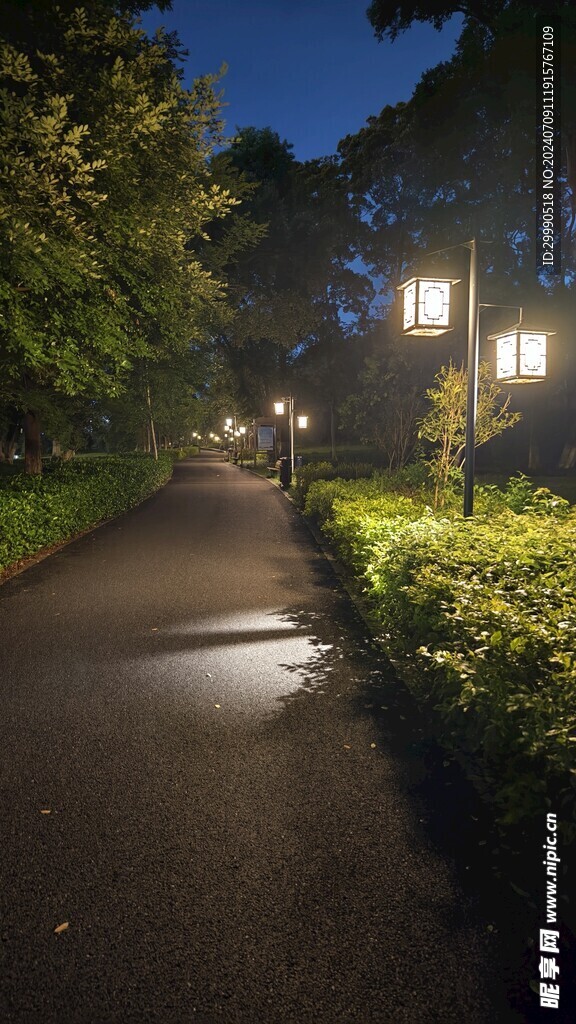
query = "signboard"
(257, 425, 275, 451)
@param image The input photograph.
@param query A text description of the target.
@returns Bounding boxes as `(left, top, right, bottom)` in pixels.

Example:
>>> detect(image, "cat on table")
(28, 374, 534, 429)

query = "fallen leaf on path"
(214, 704, 221, 709)
(54, 922, 69, 934)
(206, 673, 212, 679)
(151, 628, 159, 632)
(343, 744, 351, 750)
(40, 809, 51, 815)
(370, 743, 377, 749)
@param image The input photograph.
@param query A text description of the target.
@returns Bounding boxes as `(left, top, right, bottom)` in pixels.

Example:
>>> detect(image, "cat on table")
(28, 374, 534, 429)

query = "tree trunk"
(24, 409, 43, 475)
(1, 408, 21, 463)
(0, 437, 18, 463)
(558, 441, 576, 470)
(145, 385, 158, 461)
(330, 400, 337, 462)
(558, 418, 576, 469)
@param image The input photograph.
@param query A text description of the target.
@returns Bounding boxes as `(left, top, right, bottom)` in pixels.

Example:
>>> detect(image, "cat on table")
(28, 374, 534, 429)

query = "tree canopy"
(0, 0, 250, 469)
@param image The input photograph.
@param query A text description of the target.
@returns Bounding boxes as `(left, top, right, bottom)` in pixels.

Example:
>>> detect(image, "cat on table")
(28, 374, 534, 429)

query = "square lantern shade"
(398, 276, 461, 336)
(274, 402, 285, 415)
(297, 415, 308, 429)
(488, 325, 554, 384)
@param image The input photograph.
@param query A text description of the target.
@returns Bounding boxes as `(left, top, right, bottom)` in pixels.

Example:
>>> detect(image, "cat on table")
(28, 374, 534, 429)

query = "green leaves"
(418, 361, 522, 509)
(309, 467, 576, 828)
(0, 453, 174, 569)
(0, 4, 241, 428)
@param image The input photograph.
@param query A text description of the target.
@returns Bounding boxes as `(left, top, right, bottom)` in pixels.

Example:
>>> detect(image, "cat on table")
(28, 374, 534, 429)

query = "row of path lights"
(223, 417, 249, 462)
(397, 238, 555, 517)
(274, 395, 308, 486)
(224, 417, 236, 458)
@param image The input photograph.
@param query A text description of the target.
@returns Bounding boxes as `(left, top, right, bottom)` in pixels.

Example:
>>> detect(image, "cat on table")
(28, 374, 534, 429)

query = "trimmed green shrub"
(0, 453, 174, 571)
(292, 461, 375, 509)
(163, 445, 200, 462)
(310, 474, 576, 828)
(304, 472, 430, 527)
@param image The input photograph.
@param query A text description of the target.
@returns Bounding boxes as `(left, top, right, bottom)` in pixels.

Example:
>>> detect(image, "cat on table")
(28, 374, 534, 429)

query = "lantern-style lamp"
(225, 417, 233, 427)
(274, 401, 285, 415)
(297, 415, 308, 429)
(488, 323, 555, 384)
(398, 276, 461, 336)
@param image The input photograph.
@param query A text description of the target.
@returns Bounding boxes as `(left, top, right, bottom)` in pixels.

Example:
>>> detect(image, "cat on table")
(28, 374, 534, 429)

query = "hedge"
(292, 460, 377, 509)
(305, 473, 576, 829)
(0, 452, 179, 572)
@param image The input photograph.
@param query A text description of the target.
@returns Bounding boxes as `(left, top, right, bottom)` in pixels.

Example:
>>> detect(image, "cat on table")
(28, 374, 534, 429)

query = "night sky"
(140, 0, 464, 161)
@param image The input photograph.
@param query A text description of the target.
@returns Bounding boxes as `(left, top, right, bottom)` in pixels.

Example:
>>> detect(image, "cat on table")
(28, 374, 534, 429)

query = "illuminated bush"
(0, 454, 174, 571)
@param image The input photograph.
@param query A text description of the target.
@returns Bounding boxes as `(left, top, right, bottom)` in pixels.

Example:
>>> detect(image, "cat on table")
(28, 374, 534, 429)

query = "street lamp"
(398, 239, 552, 517)
(398, 276, 461, 336)
(489, 320, 553, 384)
(273, 396, 308, 477)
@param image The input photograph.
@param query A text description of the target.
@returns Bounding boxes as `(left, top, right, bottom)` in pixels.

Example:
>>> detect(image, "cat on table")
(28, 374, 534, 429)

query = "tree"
(339, 333, 425, 468)
(365, 1, 576, 262)
(418, 361, 521, 507)
(98, 348, 210, 453)
(0, 2, 241, 471)
(202, 129, 371, 423)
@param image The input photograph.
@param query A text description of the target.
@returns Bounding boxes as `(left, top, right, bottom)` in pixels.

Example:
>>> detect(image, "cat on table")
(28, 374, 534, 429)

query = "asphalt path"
(0, 452, 556, 1022)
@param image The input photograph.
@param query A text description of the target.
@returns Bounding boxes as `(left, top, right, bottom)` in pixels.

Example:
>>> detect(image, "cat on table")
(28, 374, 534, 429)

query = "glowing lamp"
(274, 402, 285, 415)
(488, 324, 554, 383)
(398, 276, 460, 336)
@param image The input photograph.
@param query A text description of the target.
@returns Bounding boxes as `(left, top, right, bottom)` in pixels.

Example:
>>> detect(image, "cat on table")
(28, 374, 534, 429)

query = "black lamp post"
(398, 239, 553, 517)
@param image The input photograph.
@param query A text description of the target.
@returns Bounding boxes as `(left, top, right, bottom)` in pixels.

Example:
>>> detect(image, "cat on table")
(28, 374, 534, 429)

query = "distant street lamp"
(274, 395, 308, 479)
(398, 239, 553, 516)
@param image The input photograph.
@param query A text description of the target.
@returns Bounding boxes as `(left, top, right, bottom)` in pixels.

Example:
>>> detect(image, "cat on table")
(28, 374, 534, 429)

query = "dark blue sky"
(141, 1, 463, 161)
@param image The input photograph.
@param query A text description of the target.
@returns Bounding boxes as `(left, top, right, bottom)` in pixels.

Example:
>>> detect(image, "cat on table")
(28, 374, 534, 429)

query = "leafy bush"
(292, 460, 375, 509)
(310, 474, 576, 828)
(476, 472, 572, 518)
(0, 453, 174, 571)
(165, 445, 199, 461)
